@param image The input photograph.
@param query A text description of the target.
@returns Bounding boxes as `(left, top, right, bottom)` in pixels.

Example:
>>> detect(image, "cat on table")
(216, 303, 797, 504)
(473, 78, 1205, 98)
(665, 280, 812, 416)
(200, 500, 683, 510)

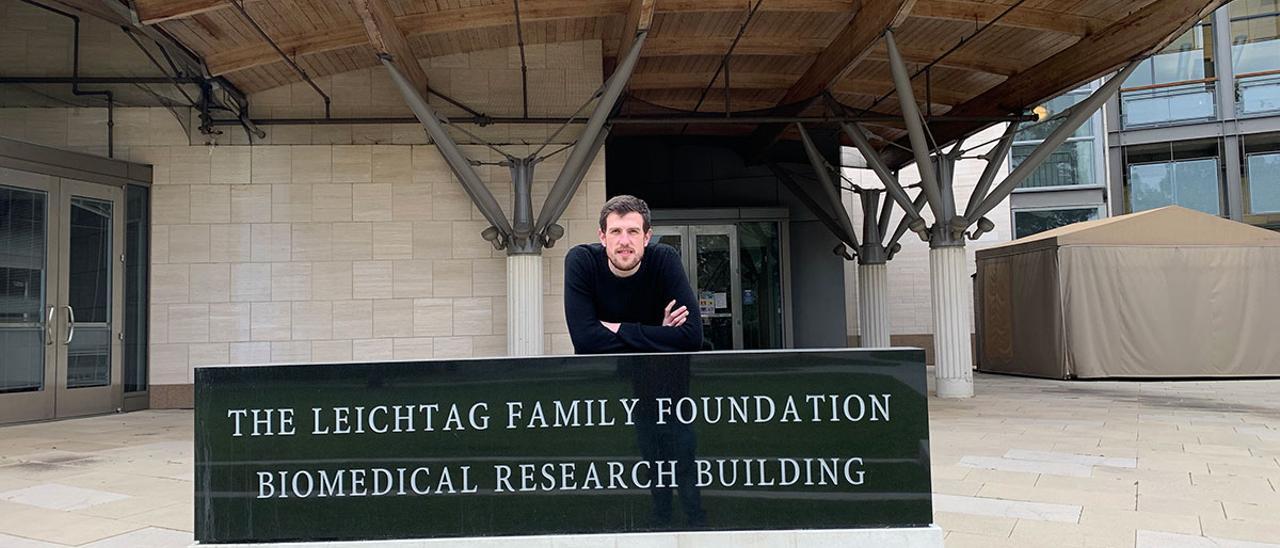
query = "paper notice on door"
(699, 292, 716, 315)
(713, 292, 728, 309)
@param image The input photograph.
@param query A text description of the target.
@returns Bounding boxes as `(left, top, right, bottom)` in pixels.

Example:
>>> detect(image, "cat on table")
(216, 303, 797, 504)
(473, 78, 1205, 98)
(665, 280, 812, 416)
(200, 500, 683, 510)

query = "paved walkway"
(1, 372, 1278, 547)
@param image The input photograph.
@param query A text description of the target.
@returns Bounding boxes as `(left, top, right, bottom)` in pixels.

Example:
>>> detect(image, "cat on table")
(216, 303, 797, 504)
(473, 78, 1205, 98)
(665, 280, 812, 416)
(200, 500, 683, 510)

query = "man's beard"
(608, 248, 641, 272)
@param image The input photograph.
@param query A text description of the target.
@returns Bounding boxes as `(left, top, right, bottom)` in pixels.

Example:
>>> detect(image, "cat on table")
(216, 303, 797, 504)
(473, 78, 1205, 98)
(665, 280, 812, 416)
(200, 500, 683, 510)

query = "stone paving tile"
(1135, 495, 1224, 518)
(123, 501, 195, 532)
(1005, 449, 1137, 469)
(0, 483, 130, 511)
(933, 511, 1016, 537)
(934, 494, 1082, 522)
(0, 532, 65, 547)
(959, 455, 1095, 477)
(80, 526, 193, 548)
(1137, 530, 1280, 548)
(1198, 515, 1280, 545)
(977, 482, 1135, 511)
(0, 504, 144, 546)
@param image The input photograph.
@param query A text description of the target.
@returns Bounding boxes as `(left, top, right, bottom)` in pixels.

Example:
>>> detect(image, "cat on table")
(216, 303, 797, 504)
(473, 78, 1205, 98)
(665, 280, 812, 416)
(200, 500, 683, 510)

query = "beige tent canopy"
(975, 206, 1280, 379)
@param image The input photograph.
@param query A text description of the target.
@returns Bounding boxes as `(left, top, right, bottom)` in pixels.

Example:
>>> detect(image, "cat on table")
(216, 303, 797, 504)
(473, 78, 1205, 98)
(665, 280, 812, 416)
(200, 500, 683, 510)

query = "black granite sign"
(194, 349, 932, 544)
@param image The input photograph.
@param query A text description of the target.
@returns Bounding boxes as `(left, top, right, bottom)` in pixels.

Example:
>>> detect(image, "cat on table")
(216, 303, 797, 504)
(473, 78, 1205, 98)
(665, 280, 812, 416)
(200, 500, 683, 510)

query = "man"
(564, 194, 702, 354)
(564, 194, 706, 527)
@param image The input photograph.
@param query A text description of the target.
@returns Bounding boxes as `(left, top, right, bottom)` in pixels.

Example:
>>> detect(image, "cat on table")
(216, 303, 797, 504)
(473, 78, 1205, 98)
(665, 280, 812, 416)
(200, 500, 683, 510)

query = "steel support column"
(841, 122, 929, 239)
(382, 56, 514, 244)
(380, 29, 648, 357)
(967, 62, 1139, 222)
(855, 189, 891, 348)
(857, 41, 1134, 397)
(507, 254, 544, 356)
(884, 30, 945, 221)
(797, 124, 860, 253)
(534, 31, 649, 246)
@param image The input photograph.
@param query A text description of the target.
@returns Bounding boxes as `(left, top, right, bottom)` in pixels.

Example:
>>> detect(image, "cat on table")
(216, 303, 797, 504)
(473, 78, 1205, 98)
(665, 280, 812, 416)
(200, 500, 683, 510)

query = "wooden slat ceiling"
(118, 0, 1223, 154)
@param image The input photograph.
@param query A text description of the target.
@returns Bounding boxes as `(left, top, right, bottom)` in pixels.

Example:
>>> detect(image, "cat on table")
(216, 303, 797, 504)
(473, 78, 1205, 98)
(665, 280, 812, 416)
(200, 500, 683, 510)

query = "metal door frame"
(690, 225, 743, 350)
(0, 175, 125, 424)
(651, 225, 692, 272)
(0, 176, 60, 423)
(653, 208, 792, 349)
(54, 180, 125, 418)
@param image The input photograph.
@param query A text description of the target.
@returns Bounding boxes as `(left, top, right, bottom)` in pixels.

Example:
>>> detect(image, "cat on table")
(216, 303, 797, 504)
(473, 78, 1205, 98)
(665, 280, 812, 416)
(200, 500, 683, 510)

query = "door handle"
(64, 305, 76, 345)
(45, 306, 55, 345)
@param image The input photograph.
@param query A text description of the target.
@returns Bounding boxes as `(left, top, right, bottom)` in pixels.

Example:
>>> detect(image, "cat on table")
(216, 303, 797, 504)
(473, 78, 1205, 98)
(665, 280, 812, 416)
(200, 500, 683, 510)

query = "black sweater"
(564, 242, 703, 354)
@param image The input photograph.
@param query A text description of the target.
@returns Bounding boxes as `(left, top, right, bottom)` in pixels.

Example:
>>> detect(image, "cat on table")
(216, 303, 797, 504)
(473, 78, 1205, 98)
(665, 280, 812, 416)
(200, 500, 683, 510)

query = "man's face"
(599, 211, 651, 274)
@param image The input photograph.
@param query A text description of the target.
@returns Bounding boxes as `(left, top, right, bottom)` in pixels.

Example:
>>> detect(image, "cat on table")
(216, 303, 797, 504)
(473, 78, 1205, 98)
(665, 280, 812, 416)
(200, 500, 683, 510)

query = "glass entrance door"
(55, 181, 124, 418)
(0, 179, 58, 423)
(651, 225, 743, 350)
(690, 226, 741, 351)
(0, 177, 123, 424)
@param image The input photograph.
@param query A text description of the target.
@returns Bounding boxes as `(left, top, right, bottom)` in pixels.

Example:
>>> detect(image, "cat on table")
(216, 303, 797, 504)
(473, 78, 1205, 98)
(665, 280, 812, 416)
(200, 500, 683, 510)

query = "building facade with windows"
(844, 0, 1280, 353)
(1106, 0, 1280, 228)
(998, 0, 1280, 238)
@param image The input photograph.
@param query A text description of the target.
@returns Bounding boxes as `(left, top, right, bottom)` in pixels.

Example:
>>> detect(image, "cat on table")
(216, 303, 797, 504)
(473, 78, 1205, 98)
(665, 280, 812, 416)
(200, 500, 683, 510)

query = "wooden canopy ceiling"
(69, 0, 1225, 160)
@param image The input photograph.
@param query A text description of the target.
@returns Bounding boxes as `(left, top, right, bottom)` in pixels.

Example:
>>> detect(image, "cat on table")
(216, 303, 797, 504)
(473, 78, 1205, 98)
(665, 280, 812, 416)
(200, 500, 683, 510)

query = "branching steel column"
(858, 190, 886, 264)
(967, 61, 1139, 223)
(884, 30, 944, 221)
(534, 31, 649, 244)
(841, 122, 929, 240)
(381, 56, 514, 242)
(854, 187, 892, 348)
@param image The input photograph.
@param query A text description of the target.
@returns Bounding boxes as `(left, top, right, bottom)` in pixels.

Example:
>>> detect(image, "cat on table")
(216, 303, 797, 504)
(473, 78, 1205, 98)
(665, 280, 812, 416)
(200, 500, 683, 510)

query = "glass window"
(0, 185, 48, 394)
(1246, 152, 1280, 212)
(1128, 159, 1221, 214)
(1120, 18, 1217, 127)
(1231, 1, 1280, 115)
(738, 222, 783, 350)
(1011, 140, 1096, 189)
(1124, 139, 1224, 215)
(1010, 87, 1099, 189)
(1013, 208, 1100, 239)
(1242, 132, 1280, 229)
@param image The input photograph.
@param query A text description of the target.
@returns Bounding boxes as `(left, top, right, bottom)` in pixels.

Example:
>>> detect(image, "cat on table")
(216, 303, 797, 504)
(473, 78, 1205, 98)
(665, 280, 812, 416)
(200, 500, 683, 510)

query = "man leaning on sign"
(564, 194, 707, 527)
(563, 194, 703, 354)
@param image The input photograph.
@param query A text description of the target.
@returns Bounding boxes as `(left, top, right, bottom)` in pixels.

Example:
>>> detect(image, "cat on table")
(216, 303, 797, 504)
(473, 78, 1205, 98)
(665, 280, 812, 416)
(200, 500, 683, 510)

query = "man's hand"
(600, 321, 620, 333)
(662, 299, 689, 327)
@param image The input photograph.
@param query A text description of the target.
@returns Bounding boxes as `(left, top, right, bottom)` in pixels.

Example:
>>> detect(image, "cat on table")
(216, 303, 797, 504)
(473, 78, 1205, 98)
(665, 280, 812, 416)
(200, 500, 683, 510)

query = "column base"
(936, 377, 974, 399)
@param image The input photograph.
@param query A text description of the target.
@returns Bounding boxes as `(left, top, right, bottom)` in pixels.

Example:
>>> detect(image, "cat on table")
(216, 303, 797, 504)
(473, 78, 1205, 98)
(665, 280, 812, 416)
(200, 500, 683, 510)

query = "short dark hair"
(598, 195, 651, 232)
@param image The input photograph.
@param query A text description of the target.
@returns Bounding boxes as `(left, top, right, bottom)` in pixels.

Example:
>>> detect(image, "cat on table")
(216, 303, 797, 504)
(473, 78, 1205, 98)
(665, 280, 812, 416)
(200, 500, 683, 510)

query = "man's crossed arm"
(600, 299, 688, 333)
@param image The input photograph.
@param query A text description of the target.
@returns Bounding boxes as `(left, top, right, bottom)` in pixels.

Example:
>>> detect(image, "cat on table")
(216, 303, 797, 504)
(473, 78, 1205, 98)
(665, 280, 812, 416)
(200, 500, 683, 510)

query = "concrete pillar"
(929, 245, 973, 398)
(507, 254, 544, 356)
(857, 263, 891, 348)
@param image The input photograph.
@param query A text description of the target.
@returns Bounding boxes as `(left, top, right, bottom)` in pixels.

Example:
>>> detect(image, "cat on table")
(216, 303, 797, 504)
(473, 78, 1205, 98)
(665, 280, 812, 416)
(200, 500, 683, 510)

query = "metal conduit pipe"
(200, 113, 1036, 127)
(19, 0, 116, 157)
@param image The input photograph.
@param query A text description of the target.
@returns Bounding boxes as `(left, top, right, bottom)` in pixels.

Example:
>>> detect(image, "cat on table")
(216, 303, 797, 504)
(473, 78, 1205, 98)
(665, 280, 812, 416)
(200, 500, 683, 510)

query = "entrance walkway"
(0, 372, 1278, 547)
